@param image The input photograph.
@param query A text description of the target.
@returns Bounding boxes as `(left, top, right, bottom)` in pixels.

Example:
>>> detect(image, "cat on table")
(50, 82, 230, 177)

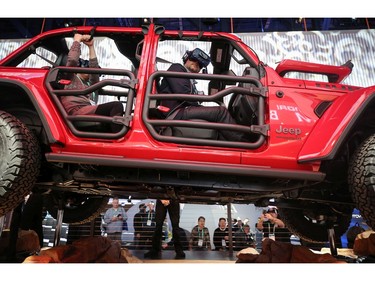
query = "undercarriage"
(36, 162, 354, 205)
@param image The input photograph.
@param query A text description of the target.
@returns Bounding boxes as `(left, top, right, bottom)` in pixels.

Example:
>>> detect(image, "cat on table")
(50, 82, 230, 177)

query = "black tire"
(44, 192, 109, 225)
(278, 207, 352, 243)
(0, 110, 41, 217)
(348, 134, 375, 230)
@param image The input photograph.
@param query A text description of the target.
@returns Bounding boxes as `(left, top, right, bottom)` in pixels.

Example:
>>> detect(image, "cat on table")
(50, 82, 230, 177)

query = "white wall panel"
(241, 29, 375, 87)
(2, 29, 375, 87)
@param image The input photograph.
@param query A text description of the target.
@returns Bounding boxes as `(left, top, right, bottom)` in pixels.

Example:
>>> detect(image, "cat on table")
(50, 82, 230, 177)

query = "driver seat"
(228, 67, 259, 126)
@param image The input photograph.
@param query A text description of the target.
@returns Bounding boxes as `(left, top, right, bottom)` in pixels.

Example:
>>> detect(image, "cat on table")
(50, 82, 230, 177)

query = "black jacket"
(133, 211, 146, 234)
(159, 63, 199, 115)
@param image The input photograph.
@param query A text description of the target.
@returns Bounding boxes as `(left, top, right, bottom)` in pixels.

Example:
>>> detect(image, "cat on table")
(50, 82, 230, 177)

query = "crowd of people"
(3, 190, 289, 261)
(99, 197, 291, 260)
(2, 190, 295, 263)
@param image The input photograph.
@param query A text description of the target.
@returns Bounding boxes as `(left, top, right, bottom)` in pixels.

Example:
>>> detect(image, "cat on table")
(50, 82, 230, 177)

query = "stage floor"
(129, 249, 239, 263)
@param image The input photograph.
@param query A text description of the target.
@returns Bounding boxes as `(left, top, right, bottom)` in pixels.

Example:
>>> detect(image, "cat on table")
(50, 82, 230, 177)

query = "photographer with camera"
(158, 48, 245, 142)
(103, 197, 127, 243)
(256, 207, 292, 243)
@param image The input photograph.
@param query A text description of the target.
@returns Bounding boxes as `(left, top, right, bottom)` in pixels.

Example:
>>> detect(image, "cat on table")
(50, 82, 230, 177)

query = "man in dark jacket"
(143, 202, 157, 248)
(158, 48, 244, 142)
(233, 224, 255, 251)
(133, 203, 147, 249)
(213, 217, 229, 251)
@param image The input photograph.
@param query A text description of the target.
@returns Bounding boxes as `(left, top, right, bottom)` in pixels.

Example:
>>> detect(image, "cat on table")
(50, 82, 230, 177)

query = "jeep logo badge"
(275, 125, 301, 135)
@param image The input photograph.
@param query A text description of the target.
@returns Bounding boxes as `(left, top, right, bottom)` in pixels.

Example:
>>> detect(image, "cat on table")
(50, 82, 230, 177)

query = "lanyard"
(147, 211, 153, 220)
(198, 227, 204, 239)
(268, 223, 276, 235)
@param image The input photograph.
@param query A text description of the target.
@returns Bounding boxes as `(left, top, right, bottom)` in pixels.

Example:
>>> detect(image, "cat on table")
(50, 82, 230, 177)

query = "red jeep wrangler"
(1, 24, 374, 243)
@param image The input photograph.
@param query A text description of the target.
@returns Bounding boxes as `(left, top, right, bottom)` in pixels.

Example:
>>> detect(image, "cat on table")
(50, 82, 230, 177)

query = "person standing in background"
(234, 224, 255, 250)
(144, 199, 186, 260)
(133, 203, 147, 248)
(143, 201, 156, 248)
(213, 217, 229, 251)
(189, 216, 212, 251)
(6, 189, 45, 262)
(103, 197, 127, 243)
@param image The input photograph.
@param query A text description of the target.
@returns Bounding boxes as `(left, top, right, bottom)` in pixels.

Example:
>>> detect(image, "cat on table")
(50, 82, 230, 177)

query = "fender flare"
(298, 86, 375, 163)
(0, 78, 63, 145)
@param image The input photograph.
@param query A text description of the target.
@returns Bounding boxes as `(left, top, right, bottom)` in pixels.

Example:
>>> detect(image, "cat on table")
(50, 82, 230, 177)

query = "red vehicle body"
(1, 24, 374, 243)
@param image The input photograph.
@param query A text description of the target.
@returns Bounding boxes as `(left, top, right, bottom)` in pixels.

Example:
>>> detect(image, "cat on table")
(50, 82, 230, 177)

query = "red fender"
(298, 86, 375, 162)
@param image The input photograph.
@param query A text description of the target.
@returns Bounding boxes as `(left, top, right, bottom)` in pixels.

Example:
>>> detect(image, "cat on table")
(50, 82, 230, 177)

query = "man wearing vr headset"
(60, 33, 123, 131)
(158, 48, 245, 141)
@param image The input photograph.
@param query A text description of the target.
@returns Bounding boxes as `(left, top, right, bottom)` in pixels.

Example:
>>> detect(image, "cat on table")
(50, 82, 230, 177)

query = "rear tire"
(279, 206, 352, 243)
(44, 192, 109, 225)
(0, 110, 41, 217)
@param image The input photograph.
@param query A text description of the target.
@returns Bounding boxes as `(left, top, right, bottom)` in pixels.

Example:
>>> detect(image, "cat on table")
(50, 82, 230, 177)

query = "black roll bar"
(143, 71, 268, 149)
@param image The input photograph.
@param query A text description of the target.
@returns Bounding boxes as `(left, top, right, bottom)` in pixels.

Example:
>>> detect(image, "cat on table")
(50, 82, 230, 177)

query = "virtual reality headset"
(183, 48, 211, 68)
(78, 58, 90, 68)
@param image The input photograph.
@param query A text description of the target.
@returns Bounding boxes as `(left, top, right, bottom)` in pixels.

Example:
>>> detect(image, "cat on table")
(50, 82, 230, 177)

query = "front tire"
(0, 111, 41, 217)
(348, 134, 375, 230)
